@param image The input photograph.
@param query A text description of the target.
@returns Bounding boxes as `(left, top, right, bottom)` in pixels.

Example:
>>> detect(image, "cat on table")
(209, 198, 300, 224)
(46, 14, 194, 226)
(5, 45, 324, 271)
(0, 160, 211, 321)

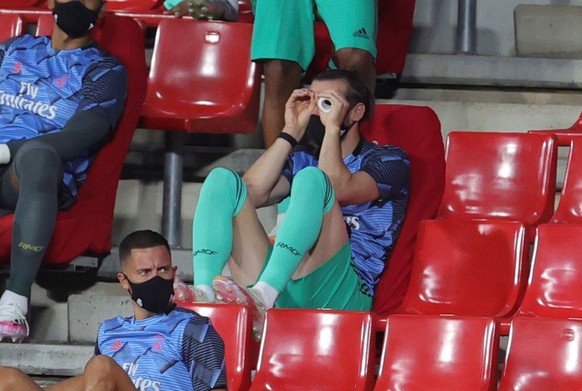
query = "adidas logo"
(353, 28, 369, 39)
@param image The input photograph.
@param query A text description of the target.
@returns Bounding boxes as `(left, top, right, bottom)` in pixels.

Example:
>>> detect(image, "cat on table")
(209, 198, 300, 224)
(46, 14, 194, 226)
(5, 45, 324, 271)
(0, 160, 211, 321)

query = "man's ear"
(117, 272, 130, 290)
(350, 102, 366, 122)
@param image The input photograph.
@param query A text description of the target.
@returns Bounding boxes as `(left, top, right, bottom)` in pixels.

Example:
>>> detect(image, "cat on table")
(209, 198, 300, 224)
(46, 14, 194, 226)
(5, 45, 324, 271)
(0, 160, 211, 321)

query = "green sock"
(259, 167, 335, 292)
(193, 168, 247, 286)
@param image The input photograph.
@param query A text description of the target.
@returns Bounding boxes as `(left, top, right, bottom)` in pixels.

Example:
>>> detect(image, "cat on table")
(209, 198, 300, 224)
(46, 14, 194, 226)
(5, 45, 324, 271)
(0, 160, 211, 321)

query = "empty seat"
(374, 315, 499, 391)
(528, 111, 582, 146)
(0, 14, 23, 41)
(438, 131, 557, 241)
(0, 14, 147, 264)
(514, 224, 582, 319)
(250, 309, 375, 391)
(498, 317, 582, 391)
(550, 137, 582, 223)
(140, 18, 261, 134)
(177, 303, 258, 391)
(359, 104, 445, 317)
(398, 219, 527, 324)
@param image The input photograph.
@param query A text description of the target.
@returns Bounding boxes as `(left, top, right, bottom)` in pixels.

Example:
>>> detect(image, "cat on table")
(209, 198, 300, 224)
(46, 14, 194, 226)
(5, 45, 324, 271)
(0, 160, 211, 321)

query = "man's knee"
(262, 59, 302, 85)
(83, 355, 121, 386)
(203, 167, 240, 192)
(334, 48, 374, 71)
(0, 366, 30, 390)
(293, 166, 327, 187)
(13, 141, 61, 183)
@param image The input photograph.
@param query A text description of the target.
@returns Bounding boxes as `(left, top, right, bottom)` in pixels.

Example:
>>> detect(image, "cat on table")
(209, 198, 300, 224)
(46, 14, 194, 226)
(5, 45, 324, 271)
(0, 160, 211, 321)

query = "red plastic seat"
(0, 14, 147, 264)
(359, 104, 445, 317)
(0, 0, 43, 9)
(499, 317, 582, 391)
(550, 138, 582, 223)
(374, 315, 499, 391)
(513, 224, 582, 320)
(0, 14, 23, 41)
(177, 303, 258, 391)
(33, 12, 52, 36)
(250, 309, 376, 391)
(438, 131, 557, 241)
(103, 0, 162, 13)
(398, 219, 527, 323)
(140, 18, 260, 134)
(529, 111, 582, 146)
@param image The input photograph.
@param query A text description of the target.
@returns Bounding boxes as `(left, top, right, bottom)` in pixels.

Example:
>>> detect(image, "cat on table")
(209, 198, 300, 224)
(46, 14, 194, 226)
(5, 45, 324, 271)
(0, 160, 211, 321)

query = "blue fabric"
(96, 307, 227, 391)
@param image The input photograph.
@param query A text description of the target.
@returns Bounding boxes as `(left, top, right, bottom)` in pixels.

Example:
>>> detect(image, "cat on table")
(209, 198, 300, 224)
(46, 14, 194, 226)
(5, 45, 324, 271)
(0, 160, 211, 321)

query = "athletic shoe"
(173, 279, 211, 303)
(213, 276, 267, 339)
(0, 302, 29, 343)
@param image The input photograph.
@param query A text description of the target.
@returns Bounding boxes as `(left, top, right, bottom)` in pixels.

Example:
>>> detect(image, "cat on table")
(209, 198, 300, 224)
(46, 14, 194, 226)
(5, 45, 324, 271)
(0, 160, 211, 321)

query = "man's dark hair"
(119, 230, 170, 265)
(312, 69, 374, 120)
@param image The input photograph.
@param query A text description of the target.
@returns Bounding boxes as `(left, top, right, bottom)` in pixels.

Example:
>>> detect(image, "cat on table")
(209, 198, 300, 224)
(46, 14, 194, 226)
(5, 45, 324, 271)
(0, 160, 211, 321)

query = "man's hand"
(283, 88, 316, 141)
(316, 89, 350, 134)
(165, 0, 225, 20)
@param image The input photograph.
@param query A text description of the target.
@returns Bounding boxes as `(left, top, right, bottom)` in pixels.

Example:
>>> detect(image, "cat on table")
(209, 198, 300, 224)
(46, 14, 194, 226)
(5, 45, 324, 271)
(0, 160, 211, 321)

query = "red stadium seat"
(529, 111, 582, 146)
(34, 12, 52, 36)
(499, 317, 582, 391)
(140, 18, 260, 134)
(103, 0, 162, 13)
(374, 315, 499, 391)
(513, 224, 582, 320)
(398, 220, 527, 324)
(0, 0, 43, 9)
(0, 14, 147, 265)
(177, 303, 258, 391)
(360, 104, 445, 317)
(550, 137, 582, 223)
(0, 14, 22, 41)
(438, 131, 557, 241)
(250, 309, 376, 391)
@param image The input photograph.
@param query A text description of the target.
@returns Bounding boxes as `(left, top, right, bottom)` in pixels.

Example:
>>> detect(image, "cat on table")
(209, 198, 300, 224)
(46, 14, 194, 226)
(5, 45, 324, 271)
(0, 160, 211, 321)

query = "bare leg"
(46, 356, 135, 391)
(333, 47, 376, 96)
(0, 366, 43, 391)
(260, 59, 302, 148)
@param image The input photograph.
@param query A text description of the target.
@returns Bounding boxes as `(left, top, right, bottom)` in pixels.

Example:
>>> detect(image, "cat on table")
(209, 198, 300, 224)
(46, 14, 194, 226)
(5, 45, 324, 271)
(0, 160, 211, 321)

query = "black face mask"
(125, 275, 174, 314)
(53, 1, 100, 39)
(298, 115, 355, 157)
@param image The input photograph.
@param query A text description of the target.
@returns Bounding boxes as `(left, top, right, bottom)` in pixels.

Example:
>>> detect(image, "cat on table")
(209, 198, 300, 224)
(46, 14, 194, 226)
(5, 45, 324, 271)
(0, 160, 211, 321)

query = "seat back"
(359, 104, 445, 316)
(499, 317, 582, 391)
(34, 12, 53, 36)
(375, 315, 499, 391)
(0, 0, 42, 9)
(551, 137, 582, 223)
(438, 131, 557, 231)
(102, 0, 162, 12)
(516, 224, 582, 319)
(0, 14, 23, 41)
(250, 309, 375, 391)
(0, 14, 147, 264)
(399, 219, 527, 319)
(141, 18, 260, 134)
(177, 303, 257, 391)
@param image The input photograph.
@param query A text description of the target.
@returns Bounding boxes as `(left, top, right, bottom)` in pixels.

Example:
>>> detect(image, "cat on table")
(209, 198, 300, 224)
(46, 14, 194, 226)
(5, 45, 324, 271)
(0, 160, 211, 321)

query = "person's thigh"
(316, 0, 378, 58)
(276, 241, 373, 310)
(229, 198, 273, 287)
(251, 0, 316, 70)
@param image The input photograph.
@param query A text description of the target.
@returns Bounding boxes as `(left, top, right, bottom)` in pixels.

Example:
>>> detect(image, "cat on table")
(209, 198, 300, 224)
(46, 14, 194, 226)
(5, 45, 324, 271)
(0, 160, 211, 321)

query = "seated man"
(0, 230, 227, 391)
(190, 69, 410, 334)
(0, 0, 127, 342)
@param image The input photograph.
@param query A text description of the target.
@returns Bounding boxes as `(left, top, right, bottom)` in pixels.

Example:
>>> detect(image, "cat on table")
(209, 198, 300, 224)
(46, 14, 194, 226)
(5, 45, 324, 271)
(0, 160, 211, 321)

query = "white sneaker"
(0, 302, 29, 343)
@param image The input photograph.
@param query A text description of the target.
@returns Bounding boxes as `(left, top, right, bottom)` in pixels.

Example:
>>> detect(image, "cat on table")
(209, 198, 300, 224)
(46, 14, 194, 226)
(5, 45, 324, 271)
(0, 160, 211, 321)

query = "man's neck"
(50, 27, 91, 51)
(340, 126, 362, 159)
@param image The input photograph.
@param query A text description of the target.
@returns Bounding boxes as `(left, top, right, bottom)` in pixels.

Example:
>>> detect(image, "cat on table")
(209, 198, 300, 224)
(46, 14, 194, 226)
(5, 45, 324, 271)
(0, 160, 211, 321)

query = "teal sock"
(193, 168, 247, 286)
(259, 167, 335, 292)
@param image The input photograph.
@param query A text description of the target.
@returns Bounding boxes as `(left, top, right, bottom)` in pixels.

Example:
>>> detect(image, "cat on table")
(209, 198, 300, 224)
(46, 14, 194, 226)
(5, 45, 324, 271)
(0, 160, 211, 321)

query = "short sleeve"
(360, 146, 410, 199)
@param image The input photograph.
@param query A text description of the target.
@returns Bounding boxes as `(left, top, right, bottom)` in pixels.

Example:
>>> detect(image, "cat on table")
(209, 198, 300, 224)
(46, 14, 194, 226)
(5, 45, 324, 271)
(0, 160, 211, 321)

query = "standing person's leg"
(251, 0, 316, 147)
(0, 366, 43, 391)
(192, 168, 271, 301)
(318, 0, 378, 95)
(0, 142, 63, 342)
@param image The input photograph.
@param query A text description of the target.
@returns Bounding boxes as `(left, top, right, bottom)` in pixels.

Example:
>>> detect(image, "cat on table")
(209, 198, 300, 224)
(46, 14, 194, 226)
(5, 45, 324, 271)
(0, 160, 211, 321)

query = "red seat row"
(178, 302, 582, 391)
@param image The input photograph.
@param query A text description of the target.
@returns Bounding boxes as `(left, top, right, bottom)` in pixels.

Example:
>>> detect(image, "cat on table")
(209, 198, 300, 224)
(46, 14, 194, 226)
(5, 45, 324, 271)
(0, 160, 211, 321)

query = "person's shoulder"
(2, 34, 49, 50)
(361, 139, 409, 159)
(170, 306, 211, 324)
(99, 315, 131, 331)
